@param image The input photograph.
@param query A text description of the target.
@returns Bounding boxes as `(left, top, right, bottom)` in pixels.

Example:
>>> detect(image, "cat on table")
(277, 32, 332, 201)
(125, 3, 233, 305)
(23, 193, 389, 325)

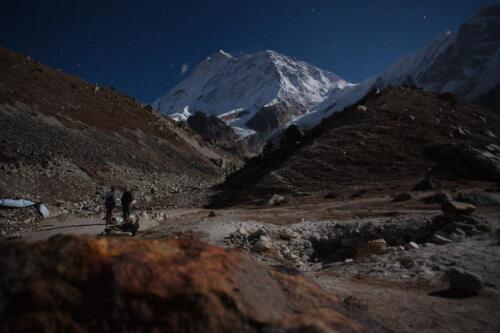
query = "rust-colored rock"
(0, 235, 388, 333)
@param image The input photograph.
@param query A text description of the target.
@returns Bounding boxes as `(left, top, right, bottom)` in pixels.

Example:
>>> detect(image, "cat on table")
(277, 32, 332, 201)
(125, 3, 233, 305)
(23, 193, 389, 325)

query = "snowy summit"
(152, 50, 349, 134)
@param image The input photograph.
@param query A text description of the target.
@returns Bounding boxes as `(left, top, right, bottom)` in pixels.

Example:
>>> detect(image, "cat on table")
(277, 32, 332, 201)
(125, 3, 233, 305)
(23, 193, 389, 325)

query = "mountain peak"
(203, 50, 234, 63)
(219, 49, 232, 56)
(293, 4, 500, 129)
(376, 4, 500, 103)
(153, 50, 348, 135)
(254, 49, 279, 57)
(213, 49, 233, 59)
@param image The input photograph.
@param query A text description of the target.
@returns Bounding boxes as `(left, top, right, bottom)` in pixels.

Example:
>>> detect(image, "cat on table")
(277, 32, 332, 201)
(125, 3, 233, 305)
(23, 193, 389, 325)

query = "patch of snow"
(290, 78, 375, 129)
(218, 108, 246, 118)
(232, 126, 256, 140)
(264, 99, 279, 108)
(169, 106, 192, 122)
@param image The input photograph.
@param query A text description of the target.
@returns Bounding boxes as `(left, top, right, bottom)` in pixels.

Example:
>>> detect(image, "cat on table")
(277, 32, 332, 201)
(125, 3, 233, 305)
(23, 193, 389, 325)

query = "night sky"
(0, 0, 495, 102)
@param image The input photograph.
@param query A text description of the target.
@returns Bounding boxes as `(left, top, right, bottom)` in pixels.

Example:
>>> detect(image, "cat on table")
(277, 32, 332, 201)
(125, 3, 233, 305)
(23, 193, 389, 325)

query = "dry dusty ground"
(4, 184, 500, 333)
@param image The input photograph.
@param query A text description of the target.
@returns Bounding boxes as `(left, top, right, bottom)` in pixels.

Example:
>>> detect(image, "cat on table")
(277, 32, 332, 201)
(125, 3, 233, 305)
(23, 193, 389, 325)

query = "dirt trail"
(20, 194, 422, 242)
(23, 217, 105, 242)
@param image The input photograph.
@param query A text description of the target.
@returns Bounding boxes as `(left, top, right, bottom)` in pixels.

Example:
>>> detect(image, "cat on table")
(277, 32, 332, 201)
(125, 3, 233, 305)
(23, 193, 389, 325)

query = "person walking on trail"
(104, 187, 116, 226)
(121, 188, 133, 220)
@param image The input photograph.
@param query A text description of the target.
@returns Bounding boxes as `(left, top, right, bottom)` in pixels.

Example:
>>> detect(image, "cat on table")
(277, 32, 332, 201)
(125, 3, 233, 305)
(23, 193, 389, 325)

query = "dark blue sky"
(0, 0, 496, 102)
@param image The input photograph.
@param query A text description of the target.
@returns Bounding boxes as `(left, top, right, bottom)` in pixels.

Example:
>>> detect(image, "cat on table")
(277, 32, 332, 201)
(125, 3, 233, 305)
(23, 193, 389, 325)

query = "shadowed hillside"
(213, 87, 500, 206)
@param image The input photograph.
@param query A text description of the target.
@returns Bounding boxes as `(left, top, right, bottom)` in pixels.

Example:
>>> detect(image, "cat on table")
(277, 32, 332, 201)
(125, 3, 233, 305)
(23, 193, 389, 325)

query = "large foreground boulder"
(0, 236, 388, 333)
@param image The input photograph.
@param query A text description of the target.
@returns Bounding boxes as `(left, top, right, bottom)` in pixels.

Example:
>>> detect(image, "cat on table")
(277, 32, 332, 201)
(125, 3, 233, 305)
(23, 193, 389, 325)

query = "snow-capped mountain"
(294, 4, 500, 128)
(152, 50, 349, 135)
(154, 5, 499, 138)
(378, 5, 500, 103)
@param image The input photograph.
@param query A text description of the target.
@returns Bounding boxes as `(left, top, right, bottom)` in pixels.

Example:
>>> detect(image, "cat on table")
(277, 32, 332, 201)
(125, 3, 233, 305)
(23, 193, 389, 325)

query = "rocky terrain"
(143, 183, 500, 332)
(9, 183, 499, 333)
(214, 87, 500, 206)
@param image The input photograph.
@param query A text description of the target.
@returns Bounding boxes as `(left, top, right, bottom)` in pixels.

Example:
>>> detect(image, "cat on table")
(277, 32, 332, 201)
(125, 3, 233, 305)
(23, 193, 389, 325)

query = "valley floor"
(5, 181, 500, 333)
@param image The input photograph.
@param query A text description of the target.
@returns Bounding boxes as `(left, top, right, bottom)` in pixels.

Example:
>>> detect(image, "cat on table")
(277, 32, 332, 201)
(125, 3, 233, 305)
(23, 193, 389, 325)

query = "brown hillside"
(0, 47, 237, 206)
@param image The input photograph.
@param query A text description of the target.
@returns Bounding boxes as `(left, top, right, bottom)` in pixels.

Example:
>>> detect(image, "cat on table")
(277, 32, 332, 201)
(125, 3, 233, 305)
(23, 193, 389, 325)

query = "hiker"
(104, 187, 116, 226)
(121, 187, 133, 220)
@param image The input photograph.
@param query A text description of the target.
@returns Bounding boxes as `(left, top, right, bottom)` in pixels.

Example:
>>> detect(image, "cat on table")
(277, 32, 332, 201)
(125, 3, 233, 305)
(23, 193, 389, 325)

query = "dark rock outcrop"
(246, 103, 302, 133)
(187, 111, 238, 147)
